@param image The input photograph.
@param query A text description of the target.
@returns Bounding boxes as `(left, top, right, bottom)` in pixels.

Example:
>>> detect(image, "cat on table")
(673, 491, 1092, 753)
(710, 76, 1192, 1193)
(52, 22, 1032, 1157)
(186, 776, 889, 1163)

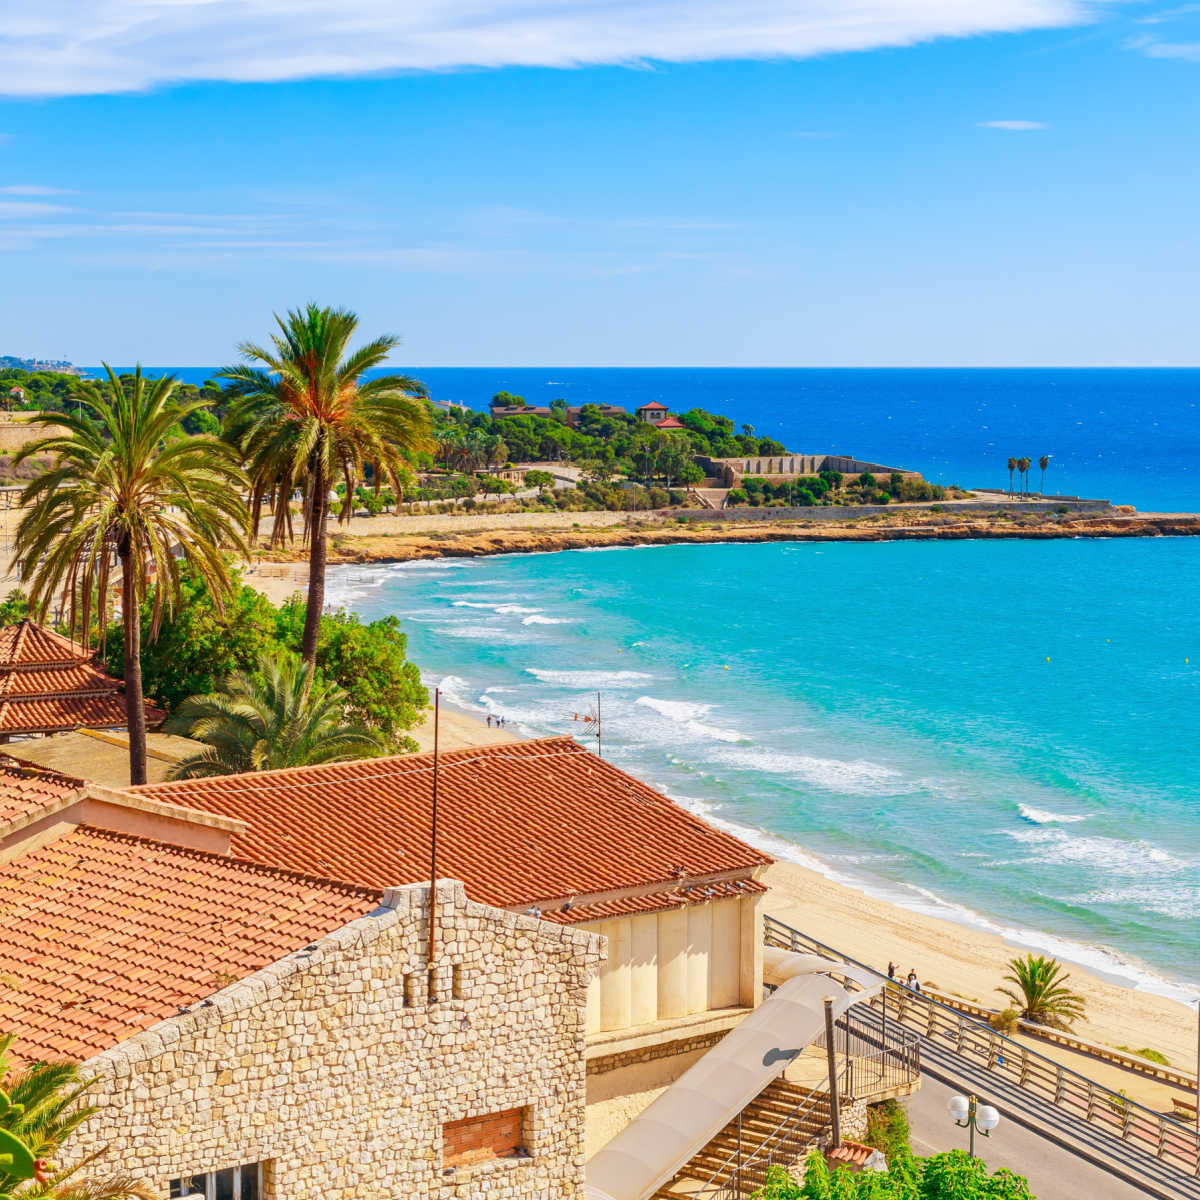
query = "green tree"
(1038, 455, 1049, 494)
(999, 954, 1085, 1028)
(1007, 457, 1017, 495)
(221, 304, 431, 667)
(165, 651, 386, 778)
(14, 366, 247, 784)
(275, 600, 428, 751)
(1017, 457, 1031, 496)
(104, 569, 279, 712)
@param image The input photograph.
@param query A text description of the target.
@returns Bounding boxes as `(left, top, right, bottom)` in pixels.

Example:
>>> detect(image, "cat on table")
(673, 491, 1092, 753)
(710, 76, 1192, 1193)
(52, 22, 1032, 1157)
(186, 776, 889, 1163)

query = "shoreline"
(243, 541, 1200, 1089)
(251, 509, 1200, 569)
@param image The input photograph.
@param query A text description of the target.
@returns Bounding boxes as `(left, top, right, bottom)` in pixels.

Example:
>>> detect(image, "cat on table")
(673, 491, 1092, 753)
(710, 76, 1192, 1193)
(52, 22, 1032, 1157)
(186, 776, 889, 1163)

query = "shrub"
(865, 1098, 911, 1160)
(990, 1007, 1021, 1034)
(1117, 1045, 1169, 1065)
(726, 488, 748, 505)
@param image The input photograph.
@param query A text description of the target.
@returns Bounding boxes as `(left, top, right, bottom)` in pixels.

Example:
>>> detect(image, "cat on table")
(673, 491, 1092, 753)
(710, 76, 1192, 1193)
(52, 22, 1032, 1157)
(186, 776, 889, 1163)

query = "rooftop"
(135, 736, 771, 922)
(0, 823, 378, 1062)
(0, 620, 163, 736)
(0, 754, 83, 825)
(11, 728, 202, 787)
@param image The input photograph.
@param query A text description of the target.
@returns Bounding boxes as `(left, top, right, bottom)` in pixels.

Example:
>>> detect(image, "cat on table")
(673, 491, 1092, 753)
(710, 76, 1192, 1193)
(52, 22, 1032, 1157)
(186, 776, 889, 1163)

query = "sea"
(158, 367, 1200, 1001)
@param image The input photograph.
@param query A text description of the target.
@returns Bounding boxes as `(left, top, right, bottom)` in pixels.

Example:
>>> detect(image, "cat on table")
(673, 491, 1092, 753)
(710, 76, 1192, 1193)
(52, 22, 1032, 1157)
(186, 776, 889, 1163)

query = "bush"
(990, 1007, 1021, 1034)
(865, 1099, 911, 1160)
(1117, 1045, 1169, 1065)
(726, 488, 748, 505)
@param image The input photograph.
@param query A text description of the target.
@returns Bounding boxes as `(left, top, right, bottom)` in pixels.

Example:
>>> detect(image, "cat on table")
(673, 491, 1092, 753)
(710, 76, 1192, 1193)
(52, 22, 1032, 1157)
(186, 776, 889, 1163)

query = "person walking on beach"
(887, 961, 897, 981)
(906, 969, 920, 993)
(487, 715, 493, 728)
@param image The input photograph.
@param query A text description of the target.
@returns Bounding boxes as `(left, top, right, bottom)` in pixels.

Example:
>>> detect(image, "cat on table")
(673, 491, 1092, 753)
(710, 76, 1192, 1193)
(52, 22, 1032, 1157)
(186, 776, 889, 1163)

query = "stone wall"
(70, 880, 604, 1200)
(0, 413, 67, 454)
(675, 496, 1113, 523)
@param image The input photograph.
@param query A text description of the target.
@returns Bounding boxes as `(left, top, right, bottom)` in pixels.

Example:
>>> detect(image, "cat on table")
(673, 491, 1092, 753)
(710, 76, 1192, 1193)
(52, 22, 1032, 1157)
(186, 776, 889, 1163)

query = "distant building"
(695, 453, 923, 488)
(635, 401, 670, 425)
(655, 415, 685, 430)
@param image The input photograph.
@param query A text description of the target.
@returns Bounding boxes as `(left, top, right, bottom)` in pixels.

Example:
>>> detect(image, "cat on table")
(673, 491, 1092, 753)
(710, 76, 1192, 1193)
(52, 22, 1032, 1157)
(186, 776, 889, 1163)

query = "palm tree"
(1007, 456, 1017, 495)
(998, 954, 1086, 1028)
(13, 367, 248, 784)
(1039, 454, 1050, 495)
(164, 651, 386, 778)
(1018, 456, 1032, 496)
(1, 1034, 153, 1199)
(221, 305, 431, 667)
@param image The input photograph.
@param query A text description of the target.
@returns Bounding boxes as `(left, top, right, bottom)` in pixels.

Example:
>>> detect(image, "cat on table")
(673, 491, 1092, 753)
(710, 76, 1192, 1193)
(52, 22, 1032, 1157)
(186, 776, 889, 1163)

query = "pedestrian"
(487, 714, 493, 728)
(906, 969, 920, 993)
(887, 961, 897, 981)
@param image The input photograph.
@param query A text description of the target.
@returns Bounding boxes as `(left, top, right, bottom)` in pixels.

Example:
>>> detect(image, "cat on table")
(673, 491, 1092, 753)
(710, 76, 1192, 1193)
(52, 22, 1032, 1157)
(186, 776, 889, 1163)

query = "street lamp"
(948, 1093, 1000, 1158)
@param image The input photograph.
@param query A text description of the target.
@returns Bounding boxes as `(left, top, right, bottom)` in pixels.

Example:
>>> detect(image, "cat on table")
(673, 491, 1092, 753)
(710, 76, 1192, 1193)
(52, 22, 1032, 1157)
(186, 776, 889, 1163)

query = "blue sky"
(1, 1, 1199, 366)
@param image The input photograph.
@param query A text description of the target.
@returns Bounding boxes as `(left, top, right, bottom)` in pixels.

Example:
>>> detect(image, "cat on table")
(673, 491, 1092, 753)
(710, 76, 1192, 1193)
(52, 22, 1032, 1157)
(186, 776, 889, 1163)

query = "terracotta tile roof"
(557, 878, 767, 924)
(636, 402, 669, 411)
(135, 737, 771, 923)
(655, 416, 685, 429)
(0, 621, 93, 669)
(0, 755, 85, 826)
(0, 826, 379, 1062)
(0, 621, 163, 734)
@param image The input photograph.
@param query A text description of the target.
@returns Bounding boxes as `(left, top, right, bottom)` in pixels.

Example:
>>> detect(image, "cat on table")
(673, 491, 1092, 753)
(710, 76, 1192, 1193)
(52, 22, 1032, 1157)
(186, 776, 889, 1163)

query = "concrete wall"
(674, 497, 1114, 523)
(71, 880, 603, 1200)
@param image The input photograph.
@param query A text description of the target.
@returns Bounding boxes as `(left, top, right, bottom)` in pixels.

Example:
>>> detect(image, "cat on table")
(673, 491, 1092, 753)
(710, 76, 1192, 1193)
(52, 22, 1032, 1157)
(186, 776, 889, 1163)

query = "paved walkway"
(907, 1077, 1157, 1200)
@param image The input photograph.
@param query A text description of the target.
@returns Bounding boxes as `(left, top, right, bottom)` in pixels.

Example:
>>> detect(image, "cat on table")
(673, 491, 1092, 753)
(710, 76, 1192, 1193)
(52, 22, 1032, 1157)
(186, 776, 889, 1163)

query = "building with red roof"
(0, 619, 163, 740)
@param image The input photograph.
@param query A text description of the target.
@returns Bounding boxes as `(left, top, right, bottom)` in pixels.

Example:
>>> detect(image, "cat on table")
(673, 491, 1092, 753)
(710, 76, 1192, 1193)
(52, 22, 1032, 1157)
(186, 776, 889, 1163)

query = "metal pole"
(969, 1095, 977, 1159)
(596, 689, 602, 758)
(427, 689, 441, 991)
(735, 1109, 742, 1197)
(824, 997, 842, 1149)
(1194, 1000, 1199, 1136)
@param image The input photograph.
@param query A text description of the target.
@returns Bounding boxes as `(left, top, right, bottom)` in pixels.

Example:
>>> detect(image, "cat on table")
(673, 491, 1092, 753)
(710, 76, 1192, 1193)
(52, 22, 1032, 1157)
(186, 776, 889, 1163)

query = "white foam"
(1004, 827, 1183, 874)
(659, 786, 1200, 1006)
(432, 624, 522, 643)
(710, 745, 906, 795)
(635, 695, 746, 744)
(1018, 803, 1088, 825)
(524, 668, 654, 687)
(523, 615, 572, 626)
(435, 674, 482, 711)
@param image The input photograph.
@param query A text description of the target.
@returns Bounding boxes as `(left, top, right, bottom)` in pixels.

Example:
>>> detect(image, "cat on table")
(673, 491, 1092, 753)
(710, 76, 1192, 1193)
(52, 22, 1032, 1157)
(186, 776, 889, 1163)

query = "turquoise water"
(333, 537, 1200, 1000)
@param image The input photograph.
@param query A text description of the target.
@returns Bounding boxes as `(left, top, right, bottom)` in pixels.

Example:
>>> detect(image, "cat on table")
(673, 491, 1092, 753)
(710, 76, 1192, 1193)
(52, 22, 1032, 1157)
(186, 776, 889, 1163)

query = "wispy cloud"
(0, 185, 77, 196)
(0, 200, 74, 217)
(0, 0, 1102, 98)
(1133, 37, 1200, 57)
(978, 119, 1048, 129)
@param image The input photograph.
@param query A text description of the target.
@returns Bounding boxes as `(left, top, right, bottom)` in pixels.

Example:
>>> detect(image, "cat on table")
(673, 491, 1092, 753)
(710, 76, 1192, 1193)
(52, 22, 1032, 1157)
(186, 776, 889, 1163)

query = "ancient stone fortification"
(695, 453, 922, 488)
(0, 413, 68, 453)
(71, 880, 603, 1200)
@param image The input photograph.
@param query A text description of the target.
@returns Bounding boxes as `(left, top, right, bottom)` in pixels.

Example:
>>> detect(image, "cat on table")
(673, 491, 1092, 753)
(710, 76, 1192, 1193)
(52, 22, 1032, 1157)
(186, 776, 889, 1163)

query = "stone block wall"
(70, 880, 603, 1200)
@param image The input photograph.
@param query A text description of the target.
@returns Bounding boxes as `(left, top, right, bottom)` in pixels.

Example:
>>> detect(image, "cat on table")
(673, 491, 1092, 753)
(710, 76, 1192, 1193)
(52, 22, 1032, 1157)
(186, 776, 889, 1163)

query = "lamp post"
(948, 1093, 1000, 1158)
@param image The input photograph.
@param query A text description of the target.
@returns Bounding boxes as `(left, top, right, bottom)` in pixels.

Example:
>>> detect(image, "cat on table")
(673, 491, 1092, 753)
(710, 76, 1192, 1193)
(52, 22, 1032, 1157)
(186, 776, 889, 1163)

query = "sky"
(1, 1, 1199, 366)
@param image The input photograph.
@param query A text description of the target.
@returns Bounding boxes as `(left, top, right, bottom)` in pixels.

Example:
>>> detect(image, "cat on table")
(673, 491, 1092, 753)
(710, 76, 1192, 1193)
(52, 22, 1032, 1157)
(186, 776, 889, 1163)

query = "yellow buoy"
(1045, 656, 1050, 662)
(724, 664, 730, 670)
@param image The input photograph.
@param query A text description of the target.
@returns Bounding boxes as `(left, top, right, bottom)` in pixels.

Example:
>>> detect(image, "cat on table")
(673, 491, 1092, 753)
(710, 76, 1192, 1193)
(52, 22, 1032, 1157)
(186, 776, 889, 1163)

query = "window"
(442, 1106, 528, 1171)
(169, 1162, 262, 1200)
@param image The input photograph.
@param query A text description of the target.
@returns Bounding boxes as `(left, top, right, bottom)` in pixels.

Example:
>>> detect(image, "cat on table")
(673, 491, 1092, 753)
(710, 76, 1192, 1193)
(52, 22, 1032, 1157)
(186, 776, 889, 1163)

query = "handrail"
(764, 914, 1200, 1181)
(699, 1082, 831, 1200)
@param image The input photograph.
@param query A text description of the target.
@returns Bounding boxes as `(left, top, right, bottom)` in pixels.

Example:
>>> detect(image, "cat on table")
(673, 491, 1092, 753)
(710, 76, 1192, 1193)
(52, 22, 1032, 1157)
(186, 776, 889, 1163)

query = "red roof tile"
(0, 826, 379, 1062)
(0, 756, 84, 826)
(135, 737, 771, 922)
(655, 416, 685, 429)
(0, 621, 93, 668)
(636, 402, 669, 411)
(0, 621, 163, 734)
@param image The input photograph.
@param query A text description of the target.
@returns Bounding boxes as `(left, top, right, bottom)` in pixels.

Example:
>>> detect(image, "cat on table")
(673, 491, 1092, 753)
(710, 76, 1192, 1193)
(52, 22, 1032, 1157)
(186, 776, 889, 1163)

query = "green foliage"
(275, 600, 428, 750)
(165, 651, 387, 777)
(105, 569, 277, 712)
(1116, 1045, 1169, 1065)
(755, 1149, 1036, 1200)
(989, 1008, 1020, 1035)
(866, 1100, 911, 1161)
(0, 591, 28, 625)
(524, 469, 554, 488)
(999, 954, 1085, 1028)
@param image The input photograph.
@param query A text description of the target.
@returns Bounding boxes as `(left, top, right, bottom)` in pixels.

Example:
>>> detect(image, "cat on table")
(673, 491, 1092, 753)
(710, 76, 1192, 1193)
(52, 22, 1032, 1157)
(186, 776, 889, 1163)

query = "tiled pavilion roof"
(0, 619, 162, 735)
(135, 737, 771, 923)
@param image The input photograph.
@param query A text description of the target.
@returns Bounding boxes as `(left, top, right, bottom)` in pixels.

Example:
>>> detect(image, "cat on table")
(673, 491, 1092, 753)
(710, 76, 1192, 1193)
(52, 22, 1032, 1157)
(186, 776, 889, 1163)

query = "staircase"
(652, 1080, 831, 1199)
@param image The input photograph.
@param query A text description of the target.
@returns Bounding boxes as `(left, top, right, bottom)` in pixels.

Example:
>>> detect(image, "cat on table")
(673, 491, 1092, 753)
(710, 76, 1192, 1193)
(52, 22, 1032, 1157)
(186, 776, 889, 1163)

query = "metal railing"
(813, 1005, 921, 1102)
(764, 914, 1200, 1181)
(700, 1082, 832, 1200)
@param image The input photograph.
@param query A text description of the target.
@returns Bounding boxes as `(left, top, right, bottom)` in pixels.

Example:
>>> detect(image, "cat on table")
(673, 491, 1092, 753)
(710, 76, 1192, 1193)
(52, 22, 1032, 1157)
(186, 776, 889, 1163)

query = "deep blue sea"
(153, 367, 1200, 996)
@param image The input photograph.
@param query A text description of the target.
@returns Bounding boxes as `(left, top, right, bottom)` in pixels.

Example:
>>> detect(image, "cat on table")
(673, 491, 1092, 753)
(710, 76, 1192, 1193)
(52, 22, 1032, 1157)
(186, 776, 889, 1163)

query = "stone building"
(0, 758, 603, 1199)
(694, 452, 922, 489)
(133, 736, 774, 1155)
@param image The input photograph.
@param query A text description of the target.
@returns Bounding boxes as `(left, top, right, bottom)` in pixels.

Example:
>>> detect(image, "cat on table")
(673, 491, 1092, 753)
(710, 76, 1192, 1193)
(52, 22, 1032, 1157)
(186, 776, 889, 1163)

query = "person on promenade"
(887, 961, 897, 980)
(906, 969, 920, 993)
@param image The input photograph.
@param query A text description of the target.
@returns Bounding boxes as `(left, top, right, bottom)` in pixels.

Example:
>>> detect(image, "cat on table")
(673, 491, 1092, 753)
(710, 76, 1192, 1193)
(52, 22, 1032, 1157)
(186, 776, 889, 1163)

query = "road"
(906, 1077, 1159, 1200)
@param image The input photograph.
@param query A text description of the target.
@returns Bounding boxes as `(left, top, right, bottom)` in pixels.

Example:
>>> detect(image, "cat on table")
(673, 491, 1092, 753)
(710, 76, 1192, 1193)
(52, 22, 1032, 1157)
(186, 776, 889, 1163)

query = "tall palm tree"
(1039, 454, 1050, 495)
(165, 651, 386, 778)
(1018, 456, 1032, 496)
(221, 305, 431, 667)
(998, 954, 1085, 1028)
(1007, 456, 1017, 495)
(13, 367, 247, 784)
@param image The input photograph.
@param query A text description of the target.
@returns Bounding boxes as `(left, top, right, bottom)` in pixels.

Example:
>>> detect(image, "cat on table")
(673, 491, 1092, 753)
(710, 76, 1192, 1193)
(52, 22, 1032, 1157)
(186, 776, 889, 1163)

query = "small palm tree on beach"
(13, 366, 247, 784)
(1039, 454, 1050, 495)
(1007, 457, 1017, 495)
(1018, 456, 1032, 496)
(998, 954, 1085, 1028)
(221, 304, 431, 668)
(165, 651, 386, 778)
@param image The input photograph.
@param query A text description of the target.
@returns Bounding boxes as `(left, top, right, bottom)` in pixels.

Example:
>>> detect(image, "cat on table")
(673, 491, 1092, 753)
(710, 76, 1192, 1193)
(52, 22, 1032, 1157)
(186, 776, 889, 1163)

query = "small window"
(170, 1162, 262, 1200)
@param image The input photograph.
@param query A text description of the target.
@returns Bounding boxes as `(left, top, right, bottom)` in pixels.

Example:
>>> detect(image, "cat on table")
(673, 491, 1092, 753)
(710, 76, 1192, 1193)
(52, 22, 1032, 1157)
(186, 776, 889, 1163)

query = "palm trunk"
(120, 546, 148, 786)
(301, 457, 328, 668)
